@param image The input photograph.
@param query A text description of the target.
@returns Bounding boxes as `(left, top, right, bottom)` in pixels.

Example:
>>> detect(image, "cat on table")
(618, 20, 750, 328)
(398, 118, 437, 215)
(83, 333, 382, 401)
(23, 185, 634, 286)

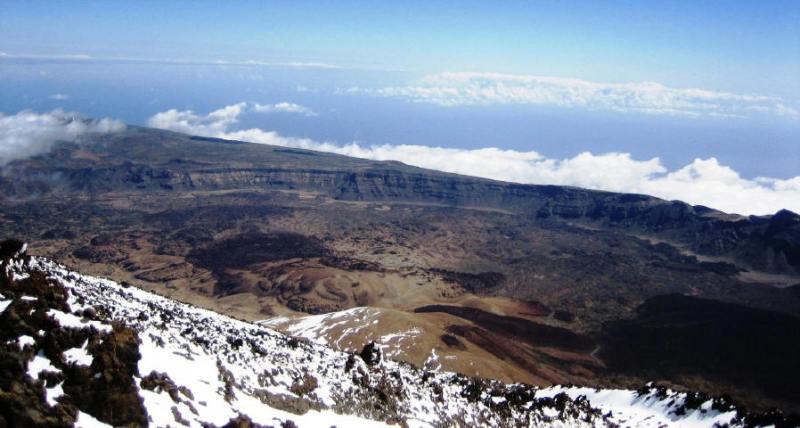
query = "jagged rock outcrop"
(3, 243, 796, 427)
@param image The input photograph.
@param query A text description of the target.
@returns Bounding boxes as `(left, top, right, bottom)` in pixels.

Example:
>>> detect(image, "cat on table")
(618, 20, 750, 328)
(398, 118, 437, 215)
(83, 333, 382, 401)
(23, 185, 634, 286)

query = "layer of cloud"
(253, 102, 317, 116)
(146, 103, 800, 215)
(346, 72, 799, 120)
(147, 103, 247, 136)
(0, 51, 399, 71)
(146, 102, 317, 136)
(0, 110, 125, 165)
(49, 93, 69, 100)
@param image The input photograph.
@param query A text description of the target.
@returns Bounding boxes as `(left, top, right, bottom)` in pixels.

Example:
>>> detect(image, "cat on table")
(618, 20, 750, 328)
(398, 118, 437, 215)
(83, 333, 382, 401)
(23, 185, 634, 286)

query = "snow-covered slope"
(0, 249, 793, 427)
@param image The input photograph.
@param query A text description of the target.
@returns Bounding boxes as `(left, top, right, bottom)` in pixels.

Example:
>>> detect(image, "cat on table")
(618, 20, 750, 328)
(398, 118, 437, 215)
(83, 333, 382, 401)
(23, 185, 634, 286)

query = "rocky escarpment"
(2, 127, 796, 275)
(538, 196, 800, 274)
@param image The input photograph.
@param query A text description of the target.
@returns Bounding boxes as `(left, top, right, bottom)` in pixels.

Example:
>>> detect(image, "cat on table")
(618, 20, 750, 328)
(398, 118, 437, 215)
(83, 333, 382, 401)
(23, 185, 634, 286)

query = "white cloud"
(347, 71, 799, 120)
(146, 102, 316, 135)
(49, 93, 69, 101)
(0, 110, 125, 165)
(147, 103, 800, 215)
(253, 102, 317, 116)
(146, 103, 247, 136)
(275, 61, 343, 69)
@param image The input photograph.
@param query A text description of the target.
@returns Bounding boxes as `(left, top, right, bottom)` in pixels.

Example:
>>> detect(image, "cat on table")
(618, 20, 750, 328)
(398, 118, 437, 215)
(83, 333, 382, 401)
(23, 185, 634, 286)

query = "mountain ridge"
(2, 125, 797, 276)
(1, 125, 799, 417)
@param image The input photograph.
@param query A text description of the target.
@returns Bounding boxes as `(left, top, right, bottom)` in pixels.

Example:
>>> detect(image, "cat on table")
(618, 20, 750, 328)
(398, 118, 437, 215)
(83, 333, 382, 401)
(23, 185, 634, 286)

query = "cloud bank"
(347, 72, 799, 120)
(253, 102, 318, 116)
(147, 103, 247, 136)
(146, 102, 317, 136)
(146, 103, 800, 215)
(0, 110, 125, 165)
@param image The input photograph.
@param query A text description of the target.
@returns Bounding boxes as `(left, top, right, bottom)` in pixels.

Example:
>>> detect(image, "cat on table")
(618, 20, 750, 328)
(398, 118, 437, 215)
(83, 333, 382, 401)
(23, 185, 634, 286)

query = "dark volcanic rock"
(440, 334, 467, 350)
(600, 294, 800, 409)
(61, 323, 148, 427)
(187, 232, 328, 271)
(359, 342, 382, 366)
(416, 305, 594, 352)
(0, 239, 26, 260)
(429, 269, 506, 293)
(72, 246, 124, 264)
(186, 232, 329, 296)
(762, 209, 800, 269)
(0, 249, 148, 427)
(553, 310, 575, 323)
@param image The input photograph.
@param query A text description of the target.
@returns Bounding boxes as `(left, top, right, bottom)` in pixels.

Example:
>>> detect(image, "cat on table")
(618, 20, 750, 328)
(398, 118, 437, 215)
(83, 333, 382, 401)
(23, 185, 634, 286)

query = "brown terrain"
(1, 125, 799, 414)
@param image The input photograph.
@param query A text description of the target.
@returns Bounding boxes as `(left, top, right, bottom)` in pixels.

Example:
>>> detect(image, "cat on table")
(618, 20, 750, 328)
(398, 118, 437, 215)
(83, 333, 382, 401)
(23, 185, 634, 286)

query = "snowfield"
(261, 307, 424, 360)
(0, 255, 782, 427)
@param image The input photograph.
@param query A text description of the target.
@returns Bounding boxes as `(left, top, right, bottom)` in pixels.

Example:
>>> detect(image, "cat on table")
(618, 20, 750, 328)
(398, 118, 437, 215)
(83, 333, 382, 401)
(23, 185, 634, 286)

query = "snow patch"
(46, 382, 65, 406)
(47, 308, 112, 333)
(75, 411, 113, 428)
(14, 335, 35, 349)
(27, 351, 60, 379)
(537, 386, 739, 428)
(63, 340, 93, 366)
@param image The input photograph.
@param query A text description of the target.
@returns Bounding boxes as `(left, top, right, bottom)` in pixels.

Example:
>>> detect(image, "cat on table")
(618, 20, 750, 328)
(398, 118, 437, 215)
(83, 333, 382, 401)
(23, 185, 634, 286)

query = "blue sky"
(1, 1, 799, 214)
(2, 1, 799, 96)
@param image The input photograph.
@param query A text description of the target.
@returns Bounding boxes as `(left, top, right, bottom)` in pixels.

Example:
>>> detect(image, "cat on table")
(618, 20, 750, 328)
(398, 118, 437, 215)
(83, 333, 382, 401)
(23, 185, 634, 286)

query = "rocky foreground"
(0, 241, 797, 427)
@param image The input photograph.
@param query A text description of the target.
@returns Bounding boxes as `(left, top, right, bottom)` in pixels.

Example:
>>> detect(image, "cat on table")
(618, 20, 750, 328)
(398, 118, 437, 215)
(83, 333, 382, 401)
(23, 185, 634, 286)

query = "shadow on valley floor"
(599, 294, 800, 413)
(186, 232, 330, 295)
(415, 304, 594, 353)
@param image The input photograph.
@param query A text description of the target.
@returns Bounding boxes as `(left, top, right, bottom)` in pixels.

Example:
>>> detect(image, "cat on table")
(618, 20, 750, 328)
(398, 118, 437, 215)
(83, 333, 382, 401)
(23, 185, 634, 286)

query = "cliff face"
(537, 195, 800, 274)
(2, 127, 797, 274)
